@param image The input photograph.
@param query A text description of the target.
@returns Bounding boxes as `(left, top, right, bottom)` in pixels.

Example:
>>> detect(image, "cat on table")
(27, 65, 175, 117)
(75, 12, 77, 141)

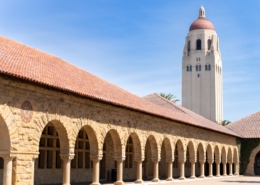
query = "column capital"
(135, 158, 144, 163)
(151, 158, 160, 163)
(207, 159, 214, 164)
(114, 156, 125, 162)
(60, 154, 74, 161)
(228, 160, 233, 164)
(178, 157, 186, 163)
(0, 154, 15, 160)
(189, 159, 196, 164)
(90, 155, 102, 162)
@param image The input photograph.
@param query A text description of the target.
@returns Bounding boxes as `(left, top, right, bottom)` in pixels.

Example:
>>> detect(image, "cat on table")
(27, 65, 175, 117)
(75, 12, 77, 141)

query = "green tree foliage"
(221, 120, 231, 126)
(159, 93, 179, 103)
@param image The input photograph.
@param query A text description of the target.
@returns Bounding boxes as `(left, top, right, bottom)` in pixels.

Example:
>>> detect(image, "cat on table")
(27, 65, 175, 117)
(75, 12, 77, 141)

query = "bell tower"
(182, 6, 223, 123)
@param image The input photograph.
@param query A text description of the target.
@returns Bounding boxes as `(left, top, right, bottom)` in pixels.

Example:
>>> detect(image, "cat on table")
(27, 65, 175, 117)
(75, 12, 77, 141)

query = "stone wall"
(0, 75, 239, 185)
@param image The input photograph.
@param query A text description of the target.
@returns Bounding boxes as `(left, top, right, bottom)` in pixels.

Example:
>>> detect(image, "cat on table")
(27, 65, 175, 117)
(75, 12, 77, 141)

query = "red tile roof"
(143, 93, 238, 136)
(226, 111, 260, 138)
(0, 36, 239, 137)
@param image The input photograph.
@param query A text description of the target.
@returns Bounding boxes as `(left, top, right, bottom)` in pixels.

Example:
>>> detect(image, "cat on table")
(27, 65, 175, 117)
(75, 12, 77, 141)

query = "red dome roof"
(189, 17, 215, 31)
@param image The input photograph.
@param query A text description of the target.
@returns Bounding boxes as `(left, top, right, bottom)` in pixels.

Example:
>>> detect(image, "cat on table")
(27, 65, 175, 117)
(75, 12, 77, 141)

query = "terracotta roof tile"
(0, 36, 239, 137)
(226, 111, 260, 138)
(143, 93, 239, 136)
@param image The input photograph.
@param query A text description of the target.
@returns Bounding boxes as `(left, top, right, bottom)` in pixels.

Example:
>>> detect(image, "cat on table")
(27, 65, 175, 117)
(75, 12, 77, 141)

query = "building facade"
(5, 6, 260, 185)
(0, 32, 239, 185)
(182, 6, 223, 123)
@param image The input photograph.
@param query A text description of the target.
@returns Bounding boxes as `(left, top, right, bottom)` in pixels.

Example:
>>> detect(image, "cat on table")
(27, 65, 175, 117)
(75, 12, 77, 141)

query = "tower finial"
(199, 5, 206, 18)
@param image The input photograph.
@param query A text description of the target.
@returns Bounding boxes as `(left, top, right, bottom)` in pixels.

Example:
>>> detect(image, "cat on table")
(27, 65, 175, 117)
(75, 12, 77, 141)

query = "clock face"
(21, 100, 33, 123)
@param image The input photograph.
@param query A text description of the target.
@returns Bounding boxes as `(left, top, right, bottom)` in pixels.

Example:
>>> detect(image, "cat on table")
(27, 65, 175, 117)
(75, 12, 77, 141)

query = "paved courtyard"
(167, 176, 260, 185)
(99, 176, 260, 185)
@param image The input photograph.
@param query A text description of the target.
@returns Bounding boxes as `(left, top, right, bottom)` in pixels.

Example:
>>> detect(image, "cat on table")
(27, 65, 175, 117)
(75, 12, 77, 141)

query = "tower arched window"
(186, 66, 189, 72)
(190, 65, 192, 71)
(208, 64, 211, 71)
(207, 39, 212, 50)
(196, 39, 201, 50)
(196, 65, 198, 71)
(205, 65, 208, 71)
(187, 40, 190, 52)
(199, 65, 201, 71)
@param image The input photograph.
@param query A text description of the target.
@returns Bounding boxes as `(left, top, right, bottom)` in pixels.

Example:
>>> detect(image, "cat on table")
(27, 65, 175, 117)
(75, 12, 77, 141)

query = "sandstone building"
(0, 6, 259, 185)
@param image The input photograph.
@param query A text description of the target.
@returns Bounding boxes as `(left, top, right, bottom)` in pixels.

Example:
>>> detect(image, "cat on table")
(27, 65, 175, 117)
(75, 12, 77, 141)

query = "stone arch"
(197, 143, 205, 162)
(206, 144, 214, 162)
(146, 135, 159, 159)
(127, 132, 143, 160)
(187, 141, 196, 162)
(245, 143, 260, 175)
(35, 117, 72, 154)
(175, 139, 185, 162)
(0, 116, 10, 152)
(233, 147, 239, 164)
(221, 146, 227, 163)
(227, 147, 233, 163)
(214, 145, 221, 163)
(162, 137, 173, 161)
(42, 120, 70, 154)
(104, 129, 122, 157)
(78, 125, 99, 156)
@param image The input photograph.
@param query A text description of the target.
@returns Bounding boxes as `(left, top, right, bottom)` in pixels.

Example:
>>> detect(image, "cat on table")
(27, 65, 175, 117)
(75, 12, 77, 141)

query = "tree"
(221, 120, 231, 126)
(159, 93, 179, 103)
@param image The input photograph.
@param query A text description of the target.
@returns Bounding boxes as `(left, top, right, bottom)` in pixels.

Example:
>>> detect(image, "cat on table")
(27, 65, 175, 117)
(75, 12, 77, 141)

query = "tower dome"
(189, 6, 215, 31)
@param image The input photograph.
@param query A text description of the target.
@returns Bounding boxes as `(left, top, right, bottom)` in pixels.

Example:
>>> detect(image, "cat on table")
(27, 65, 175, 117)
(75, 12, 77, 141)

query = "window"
(38, 124, 61, 169)
(71, 129, 93, 169)
(187, 41, 190, 52)
(207, 39, 212, 50)
(198, 74, 200, 78)
(205, 64, 211, 71)
(196, 58, 200, 62)
(196, 65, 201, 71)
(173, 146, 178, 168)
(125, 137, 133, 168)
(186, 66, 189, 72)
(196, 39, 201, 50)
(190, 65, 192, 72)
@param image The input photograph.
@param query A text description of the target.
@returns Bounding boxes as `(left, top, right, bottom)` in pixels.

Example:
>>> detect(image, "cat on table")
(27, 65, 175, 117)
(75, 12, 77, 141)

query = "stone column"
(216, 162, 220, 177)
(151, 158, 160, 182)
(228, 162, 233, 176)
(60, 154, 74, 185)
(134, 159, 143, 184)
(114, 157, 125, 185)
(166, 159, 173, 181)
(90, 156, 102, 185)
(199, 160, 205, 178)
(2, 155, 14, 185)
(234, 162, 239, 175)
(179, 160, 185, 180)
(208, 160, 213, 178)
(222, 162, 227, 176)
(190, 161, 196, 179)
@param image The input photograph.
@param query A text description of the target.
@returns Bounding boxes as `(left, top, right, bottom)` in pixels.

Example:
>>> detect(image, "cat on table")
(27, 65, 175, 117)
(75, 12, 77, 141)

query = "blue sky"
(0, 1, 259, 122)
